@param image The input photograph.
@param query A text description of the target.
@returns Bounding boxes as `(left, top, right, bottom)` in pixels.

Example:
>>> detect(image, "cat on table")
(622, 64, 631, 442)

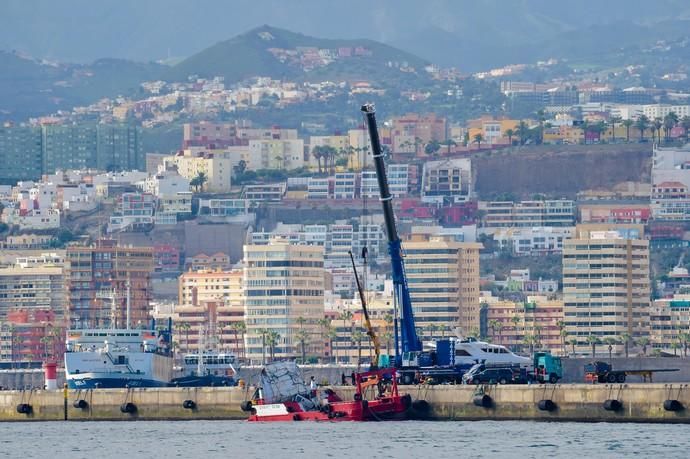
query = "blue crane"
(360, 103, 422, 367)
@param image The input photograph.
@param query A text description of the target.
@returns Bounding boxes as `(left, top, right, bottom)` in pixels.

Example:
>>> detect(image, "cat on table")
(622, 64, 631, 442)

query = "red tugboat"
(240, 362, 411, 422)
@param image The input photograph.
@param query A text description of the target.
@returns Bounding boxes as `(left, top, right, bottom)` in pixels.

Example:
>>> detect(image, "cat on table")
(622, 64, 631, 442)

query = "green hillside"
(0, 51, 165, 121)
(165, 25, 430, 84)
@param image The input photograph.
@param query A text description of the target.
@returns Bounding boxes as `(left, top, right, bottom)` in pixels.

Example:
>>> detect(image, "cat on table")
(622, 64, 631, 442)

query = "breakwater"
(3, 383, 690, 422)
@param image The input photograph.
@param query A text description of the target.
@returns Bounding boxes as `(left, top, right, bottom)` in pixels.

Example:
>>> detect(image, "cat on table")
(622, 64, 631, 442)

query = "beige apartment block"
(178, 269, 243, 307)
(0, 263, 65, 321)
(247, 139, 305, 170)
(243, 239, 325, 364)
(563, 226, 650, 355)
(402, 234, 481, 337)
(650, 295, 690, 352)
(163, 149, 232, 192)
(481, 292, 565, 354)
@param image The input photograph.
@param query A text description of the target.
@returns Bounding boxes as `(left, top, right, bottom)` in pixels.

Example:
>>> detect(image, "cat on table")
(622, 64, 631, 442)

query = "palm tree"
(586, 334, 600, 358)
(490, 320, 504, 344)
(637, 337, 649, 356)
(505, 128, 515, 146)
(604, 337, 618, 363)
(191, 171, 208, 192)
(581, 120, 590, 144)
(679, 332, 690, 358)
(522, 334, 535, 354)
(663, 111, 679, 142)
(424, 140, 441, 156)
(635, 115, 650, 141)
(231, 321, 246, 359)
(352, 328, 365, 368)
(609, 116, 622, 142)
(622, 119, 634, 142)
(473, 133, 483, 149)
(535, 109, 546, 144)
(311, 145, 325, 173)
(266, 330, 281, 362)
(327, 327, 338, 363)
(510, 314, 521, 346)
(680, 116, 690, 142)
(516, 121, 529, 146)
(568, 338, 578, 356)
(180, 322, 191, 354)
(556, 320, 566, 355)
(671, 341, 681, 356)
(258, 328, 268, 364)
(273, 155, 284, 170)
(295, 329, 310, 363)
(653, 117, 663, 144)
(441, 139, 457, 155)
(621, 332, 632, 358)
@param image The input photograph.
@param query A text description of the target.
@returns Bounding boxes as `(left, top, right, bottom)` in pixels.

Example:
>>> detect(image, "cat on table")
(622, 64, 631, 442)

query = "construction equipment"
(360, 104, 422, 368)
(349, 250, 382, 369)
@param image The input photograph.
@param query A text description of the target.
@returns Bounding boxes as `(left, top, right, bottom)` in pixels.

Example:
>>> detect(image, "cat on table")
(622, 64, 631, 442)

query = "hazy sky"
(2, 0, 688, 63)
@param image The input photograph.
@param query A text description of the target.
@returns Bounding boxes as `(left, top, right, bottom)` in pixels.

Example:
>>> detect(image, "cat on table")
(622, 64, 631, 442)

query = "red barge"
(240, 363, 412, 422)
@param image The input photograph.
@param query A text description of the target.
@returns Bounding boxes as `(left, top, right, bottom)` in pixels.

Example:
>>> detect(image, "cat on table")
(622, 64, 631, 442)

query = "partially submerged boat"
(240, 361, 413, 422)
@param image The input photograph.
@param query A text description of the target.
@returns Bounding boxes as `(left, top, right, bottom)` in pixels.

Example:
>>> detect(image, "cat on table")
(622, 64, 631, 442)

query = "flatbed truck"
(584, 361, 680, 383)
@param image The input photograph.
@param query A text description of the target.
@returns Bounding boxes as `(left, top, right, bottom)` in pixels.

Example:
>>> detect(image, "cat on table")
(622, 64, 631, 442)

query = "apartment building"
(391, 113, 447, 158)
(649, 295, 690, 351)
(0, 255, 65, 321)
(108, 192, 155, 233)
(421, 158, 472, 203)
(361, 164, 410, 199)
(178, 269, 243, 306)
(562, 226, 650, 354)
(163, 149, 232, 193)
(247, 139, 305, 170)
(243, 239, 325, 363)
(651, 144, 690, 190)
(482, 200, 575, 228)
(0, 125, 43, 181)
(402, 234, 482, 336)
(333, 173, 356, 199)
(481, 292, 565, 354)
(65, 240, 154, 328)
(494, 227, 574, 255)
(651, 181, 690, 221)
(174, 299, 245, 355)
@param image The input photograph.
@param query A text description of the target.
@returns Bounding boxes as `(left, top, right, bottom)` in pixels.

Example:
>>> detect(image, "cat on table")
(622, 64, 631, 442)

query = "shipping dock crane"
(360, 104, 422, 370)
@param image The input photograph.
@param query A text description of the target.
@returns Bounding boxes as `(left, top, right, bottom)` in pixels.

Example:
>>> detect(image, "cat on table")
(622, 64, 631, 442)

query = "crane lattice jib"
(360, 104, 422, 363)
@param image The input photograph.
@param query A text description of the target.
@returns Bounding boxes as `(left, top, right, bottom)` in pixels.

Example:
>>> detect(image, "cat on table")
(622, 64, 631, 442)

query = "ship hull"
(67, 374, 170, 389)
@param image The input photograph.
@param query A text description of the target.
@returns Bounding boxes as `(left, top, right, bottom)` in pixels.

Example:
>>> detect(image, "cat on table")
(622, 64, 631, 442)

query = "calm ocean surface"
(1, 420, 689, 459)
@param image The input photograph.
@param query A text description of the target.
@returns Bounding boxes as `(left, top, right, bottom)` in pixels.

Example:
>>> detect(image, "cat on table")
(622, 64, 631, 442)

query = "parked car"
(463, 366, 514, 385)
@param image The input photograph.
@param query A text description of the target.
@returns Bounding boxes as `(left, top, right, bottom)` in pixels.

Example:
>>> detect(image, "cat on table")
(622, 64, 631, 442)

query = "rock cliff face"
(473, 144, 652, 199)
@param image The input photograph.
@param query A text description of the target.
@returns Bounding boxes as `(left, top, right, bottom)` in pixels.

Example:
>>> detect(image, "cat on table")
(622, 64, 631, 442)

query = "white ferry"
(64, 327, 174, 389)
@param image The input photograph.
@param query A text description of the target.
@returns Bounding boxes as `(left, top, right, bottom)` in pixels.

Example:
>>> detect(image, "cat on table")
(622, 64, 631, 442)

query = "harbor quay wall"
(3, 383, 690, 422)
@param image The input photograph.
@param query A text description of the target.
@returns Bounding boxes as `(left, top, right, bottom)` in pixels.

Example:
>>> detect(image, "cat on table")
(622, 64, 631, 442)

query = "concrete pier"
(2, 383, 690, 422)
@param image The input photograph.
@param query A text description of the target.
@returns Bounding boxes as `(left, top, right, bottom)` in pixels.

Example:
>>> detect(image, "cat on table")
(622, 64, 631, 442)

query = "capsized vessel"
(240, 361, 413, 421)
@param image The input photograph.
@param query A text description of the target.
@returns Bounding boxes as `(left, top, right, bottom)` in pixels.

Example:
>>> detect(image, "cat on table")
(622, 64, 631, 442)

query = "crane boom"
(360, 103, 421, 366)
(349, 251, 381, 369)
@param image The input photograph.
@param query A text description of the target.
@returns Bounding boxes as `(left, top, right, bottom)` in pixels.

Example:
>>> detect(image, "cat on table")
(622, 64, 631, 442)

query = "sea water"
(1, 420, 689, 459)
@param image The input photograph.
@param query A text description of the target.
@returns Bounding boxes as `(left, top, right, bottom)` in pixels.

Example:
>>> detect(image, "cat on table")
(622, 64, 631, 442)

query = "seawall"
(3, 383, 690, 422)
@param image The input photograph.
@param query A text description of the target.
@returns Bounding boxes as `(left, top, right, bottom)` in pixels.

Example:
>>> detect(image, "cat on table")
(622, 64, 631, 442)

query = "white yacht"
(452, 338, 531, 366)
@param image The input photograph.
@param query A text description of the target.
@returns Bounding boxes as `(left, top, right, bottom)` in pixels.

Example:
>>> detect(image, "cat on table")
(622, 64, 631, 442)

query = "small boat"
(240, 361, 412, 422)
(170, 351, 239, 387)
